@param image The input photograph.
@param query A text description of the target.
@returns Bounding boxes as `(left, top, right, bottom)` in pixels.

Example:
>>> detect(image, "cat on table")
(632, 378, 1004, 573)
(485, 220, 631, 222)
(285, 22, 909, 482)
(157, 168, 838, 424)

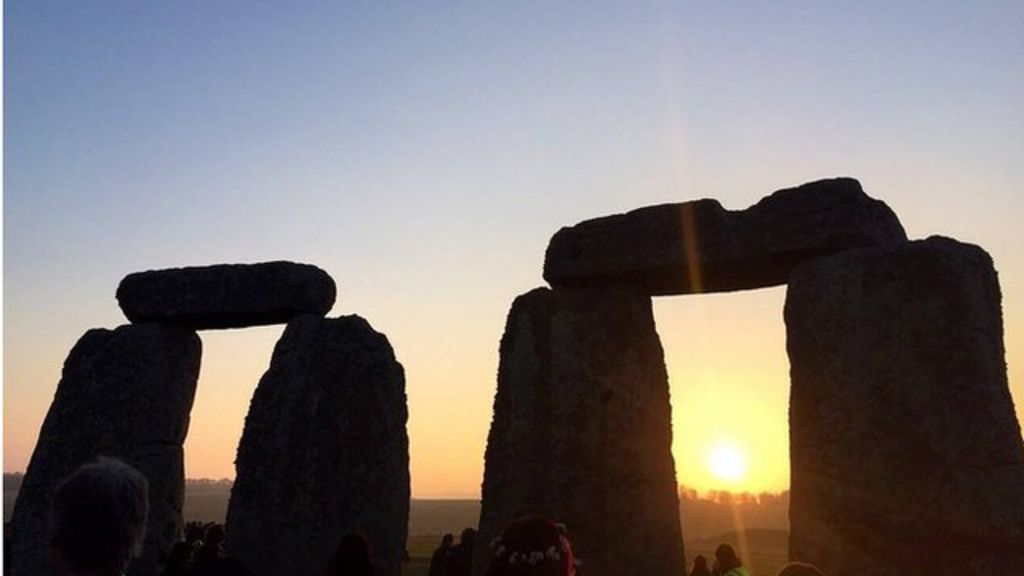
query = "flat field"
(6, 478, 789, 575)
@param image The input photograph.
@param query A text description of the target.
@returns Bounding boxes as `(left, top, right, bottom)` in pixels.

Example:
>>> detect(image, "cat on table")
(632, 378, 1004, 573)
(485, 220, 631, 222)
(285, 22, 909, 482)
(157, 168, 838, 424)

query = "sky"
(5, 1, 1023, 498)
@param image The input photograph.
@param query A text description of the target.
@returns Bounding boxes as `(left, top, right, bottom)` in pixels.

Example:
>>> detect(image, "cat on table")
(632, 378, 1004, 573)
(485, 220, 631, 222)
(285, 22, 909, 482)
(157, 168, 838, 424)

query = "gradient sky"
(5, 1, 1023, 498)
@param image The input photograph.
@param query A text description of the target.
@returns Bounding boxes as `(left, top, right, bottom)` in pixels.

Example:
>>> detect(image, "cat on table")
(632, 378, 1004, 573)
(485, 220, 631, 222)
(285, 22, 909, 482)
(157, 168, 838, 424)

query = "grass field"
(403, 534, 442, 576)
(7, 477, 789, 575)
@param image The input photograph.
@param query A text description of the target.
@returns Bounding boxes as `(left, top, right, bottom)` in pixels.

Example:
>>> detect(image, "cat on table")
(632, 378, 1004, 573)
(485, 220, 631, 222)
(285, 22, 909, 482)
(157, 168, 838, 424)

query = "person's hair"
(776, 562, 825, 576)
(204, 523, 225, 546)
(48, 457, 149, 574)
(714, 544, 742, 571)
(442, 533, 454, 545)
(333, 532, 373, 576)
(690, 554, 710, 576)
(485, 515, 575, 576)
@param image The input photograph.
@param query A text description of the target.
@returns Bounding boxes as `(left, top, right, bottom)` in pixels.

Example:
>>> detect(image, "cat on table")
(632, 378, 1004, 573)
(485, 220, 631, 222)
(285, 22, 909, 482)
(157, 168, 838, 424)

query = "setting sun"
(708, 441, 748, 483)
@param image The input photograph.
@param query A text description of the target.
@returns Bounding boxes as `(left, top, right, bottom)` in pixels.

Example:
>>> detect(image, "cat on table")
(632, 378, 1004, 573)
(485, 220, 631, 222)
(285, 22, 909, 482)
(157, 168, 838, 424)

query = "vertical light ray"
(680, 202, 704, 294)
(728, 500, 752, 572)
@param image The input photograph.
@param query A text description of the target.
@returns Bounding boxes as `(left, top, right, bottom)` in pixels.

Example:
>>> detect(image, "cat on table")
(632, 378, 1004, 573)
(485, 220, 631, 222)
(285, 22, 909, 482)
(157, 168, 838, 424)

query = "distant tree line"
(185, 478, 234, 488)
(678, 485, 790, 507)
(5, 473, 234, 501)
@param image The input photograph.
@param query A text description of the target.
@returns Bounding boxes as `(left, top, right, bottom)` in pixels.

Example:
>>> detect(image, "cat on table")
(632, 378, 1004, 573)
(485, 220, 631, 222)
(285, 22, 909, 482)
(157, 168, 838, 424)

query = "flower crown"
(489, 524, 571, 566)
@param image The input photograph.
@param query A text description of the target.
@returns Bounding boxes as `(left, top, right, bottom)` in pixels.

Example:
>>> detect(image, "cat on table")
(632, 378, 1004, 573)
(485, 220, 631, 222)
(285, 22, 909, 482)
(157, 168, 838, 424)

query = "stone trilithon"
(480, 178, 1024, 576)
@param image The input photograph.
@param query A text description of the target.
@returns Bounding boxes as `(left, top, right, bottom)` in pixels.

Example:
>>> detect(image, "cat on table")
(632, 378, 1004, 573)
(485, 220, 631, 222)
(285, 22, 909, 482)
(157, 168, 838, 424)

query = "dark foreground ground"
(403, 530, 788, 576)
(6, 477, 789, 575)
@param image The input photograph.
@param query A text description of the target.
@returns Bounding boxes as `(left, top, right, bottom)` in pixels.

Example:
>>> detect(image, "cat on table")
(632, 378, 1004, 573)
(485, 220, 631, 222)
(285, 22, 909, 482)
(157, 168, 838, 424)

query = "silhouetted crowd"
(428, 527, 477, 576)
(37, 457, 829, 576)
(686, 545, 826, 576)
(159, 521, 251, 576)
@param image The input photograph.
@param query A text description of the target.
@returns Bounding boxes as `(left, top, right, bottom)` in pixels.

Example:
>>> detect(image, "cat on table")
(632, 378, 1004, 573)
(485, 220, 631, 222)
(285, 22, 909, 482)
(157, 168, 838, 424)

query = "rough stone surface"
(226, 314, 409, 576)
(544, 177, 907, 295)
(786, 236, 1024, 576)
(9, 324, 201, 576)
(475, 287, 683, 576)
(116, 261, 337, 329)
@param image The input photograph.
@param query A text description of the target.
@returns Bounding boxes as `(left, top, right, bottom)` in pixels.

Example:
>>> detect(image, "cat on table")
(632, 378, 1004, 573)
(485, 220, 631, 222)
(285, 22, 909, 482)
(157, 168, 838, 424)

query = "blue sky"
(6, 1, 1023, 496)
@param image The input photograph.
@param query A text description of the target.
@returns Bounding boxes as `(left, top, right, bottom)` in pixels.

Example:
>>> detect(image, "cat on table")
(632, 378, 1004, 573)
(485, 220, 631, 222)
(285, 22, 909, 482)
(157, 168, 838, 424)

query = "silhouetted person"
(331, 532, 374, 576)
(484, 515, 576, 576)
(161, 542, 193, 576)
(193, 523, 225, 569)
(184, 522, 205, 547)
(429, 533, 454, 576)
(712, 544, 749, 576)
(47, 457, 149, 576)
(446, 527, 477, 576)
(689, 554, 711, 576)
(776, 562, 825, 576)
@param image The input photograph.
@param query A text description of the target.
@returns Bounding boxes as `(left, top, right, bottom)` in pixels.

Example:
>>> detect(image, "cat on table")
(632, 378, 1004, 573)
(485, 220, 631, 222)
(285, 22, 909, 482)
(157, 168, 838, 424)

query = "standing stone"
(116, 261, 337, 329)
(475, 287, 683, 576)
(786, 236, 1024, 576)
(226, 314, 409, 576)
(9, 324, 201, 576)
(544, 178, 907, 295)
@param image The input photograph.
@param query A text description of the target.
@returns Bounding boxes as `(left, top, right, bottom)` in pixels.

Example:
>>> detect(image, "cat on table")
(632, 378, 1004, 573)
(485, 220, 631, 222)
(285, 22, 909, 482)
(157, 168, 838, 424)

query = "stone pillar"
(226, 314, 409, 576)
(475, 287, 683, 576)
(786, 237, 1024, 576)
(9, 324, 201, 576)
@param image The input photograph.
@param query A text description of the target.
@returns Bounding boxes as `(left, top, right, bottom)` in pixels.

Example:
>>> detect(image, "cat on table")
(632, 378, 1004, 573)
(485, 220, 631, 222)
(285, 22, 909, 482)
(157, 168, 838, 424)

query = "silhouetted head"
(194, 524, 226, 566)
(485, 515, 575, 576)
(48, 457, 149, 576)
(204, 524, 226, 546)
(691, 554, 710, 575)
(714, 544, 742, 571)
(776, 562, 825, 576)
(185, 521, 205, 545)
(460, 527, 477, 547)
(442, 533, 454, 546)
(333, 532, 373, 576)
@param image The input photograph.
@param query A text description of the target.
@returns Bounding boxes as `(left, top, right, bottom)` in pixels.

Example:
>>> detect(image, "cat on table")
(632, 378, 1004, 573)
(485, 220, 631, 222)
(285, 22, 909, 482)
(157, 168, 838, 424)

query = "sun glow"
(708, 441, 748, 483)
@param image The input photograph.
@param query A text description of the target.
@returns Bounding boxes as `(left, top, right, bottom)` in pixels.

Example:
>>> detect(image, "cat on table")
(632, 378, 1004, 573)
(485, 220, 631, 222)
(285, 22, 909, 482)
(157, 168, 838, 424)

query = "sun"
(708, 440, 748, 483)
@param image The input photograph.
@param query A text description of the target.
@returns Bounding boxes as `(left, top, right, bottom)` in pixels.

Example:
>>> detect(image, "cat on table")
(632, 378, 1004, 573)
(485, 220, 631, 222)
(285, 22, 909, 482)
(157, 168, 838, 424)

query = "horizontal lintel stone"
(116, 261, 336, 330)
(543, 177, 907, 295)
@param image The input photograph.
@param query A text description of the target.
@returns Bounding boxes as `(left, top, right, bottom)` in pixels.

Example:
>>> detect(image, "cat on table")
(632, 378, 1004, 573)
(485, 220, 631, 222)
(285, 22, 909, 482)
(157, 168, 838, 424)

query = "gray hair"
(48, 457, 149, 574)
